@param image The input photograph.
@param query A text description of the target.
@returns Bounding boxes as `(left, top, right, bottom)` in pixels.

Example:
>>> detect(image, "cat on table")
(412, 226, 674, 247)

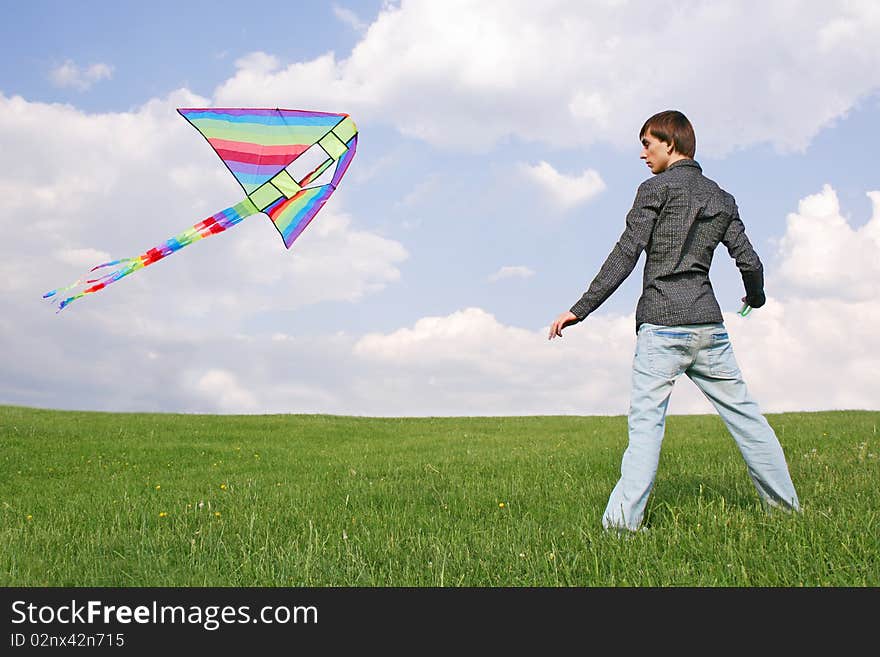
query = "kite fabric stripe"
(268, 133, 359, 247)
(44, 108, 358, 311)
(179, 108, 346, 194)
(43, 199, 259, 311)
(178, 107, 358, 249)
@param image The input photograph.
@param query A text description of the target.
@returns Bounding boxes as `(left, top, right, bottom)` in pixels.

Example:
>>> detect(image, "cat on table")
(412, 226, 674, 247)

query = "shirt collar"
(666, 158, 701, 171)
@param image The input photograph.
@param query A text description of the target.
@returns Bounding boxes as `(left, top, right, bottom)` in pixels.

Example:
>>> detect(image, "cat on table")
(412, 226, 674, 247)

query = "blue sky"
(3, 2, 381, 111)
(2, 1, 879, 415)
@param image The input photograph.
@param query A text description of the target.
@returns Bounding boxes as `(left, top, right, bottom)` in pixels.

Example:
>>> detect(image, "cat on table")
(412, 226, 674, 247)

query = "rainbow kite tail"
(43, 199, 259, 312)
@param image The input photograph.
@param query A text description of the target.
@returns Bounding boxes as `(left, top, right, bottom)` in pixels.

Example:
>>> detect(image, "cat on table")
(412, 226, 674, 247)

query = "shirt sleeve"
(570, 180, 665, 320)
(721, 204, 766, 308)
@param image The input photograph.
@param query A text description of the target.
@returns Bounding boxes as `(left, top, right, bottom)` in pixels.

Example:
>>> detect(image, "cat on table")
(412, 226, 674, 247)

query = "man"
(548, 110, 800, 532)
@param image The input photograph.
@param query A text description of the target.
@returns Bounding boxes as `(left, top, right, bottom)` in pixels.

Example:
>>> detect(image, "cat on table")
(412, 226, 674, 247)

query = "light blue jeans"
(603, 322, 800, 531)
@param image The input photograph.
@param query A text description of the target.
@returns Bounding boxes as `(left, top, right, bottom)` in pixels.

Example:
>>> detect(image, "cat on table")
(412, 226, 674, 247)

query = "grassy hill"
(1, 405, 877, 586)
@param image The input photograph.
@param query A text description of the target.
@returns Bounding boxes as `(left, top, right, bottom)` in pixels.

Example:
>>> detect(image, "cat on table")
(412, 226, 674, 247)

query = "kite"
(43, 107, 358, 311)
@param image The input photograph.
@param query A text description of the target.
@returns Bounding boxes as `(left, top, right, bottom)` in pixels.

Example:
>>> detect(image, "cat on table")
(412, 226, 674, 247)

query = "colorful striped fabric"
(44, 108, 358, 311)
(43, 199, 258, 311)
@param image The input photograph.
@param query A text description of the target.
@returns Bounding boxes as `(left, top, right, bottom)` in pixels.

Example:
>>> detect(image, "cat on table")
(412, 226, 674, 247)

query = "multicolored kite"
(44, 107, 358, 311)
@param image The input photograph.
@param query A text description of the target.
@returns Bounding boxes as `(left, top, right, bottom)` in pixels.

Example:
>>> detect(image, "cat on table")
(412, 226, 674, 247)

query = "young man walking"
(548, 110, 800, 532)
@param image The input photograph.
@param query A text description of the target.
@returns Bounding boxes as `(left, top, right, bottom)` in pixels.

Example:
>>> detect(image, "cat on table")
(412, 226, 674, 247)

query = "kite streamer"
(44, 107, 358, 311)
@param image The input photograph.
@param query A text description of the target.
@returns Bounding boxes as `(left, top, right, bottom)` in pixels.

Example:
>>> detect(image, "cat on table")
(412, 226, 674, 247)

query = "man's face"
(640, 130, 674, 174)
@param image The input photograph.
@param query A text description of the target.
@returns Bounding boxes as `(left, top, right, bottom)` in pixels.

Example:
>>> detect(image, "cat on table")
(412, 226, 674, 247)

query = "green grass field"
(1, 405, 877, 586)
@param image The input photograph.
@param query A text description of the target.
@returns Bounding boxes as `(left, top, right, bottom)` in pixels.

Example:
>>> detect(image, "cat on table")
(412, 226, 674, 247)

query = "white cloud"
(194, 369, 258, 412)
(775, 184, 880, 301)
(230, 51, 280, 76)
(352, 307, 636, 415)
(347, 306, 703, 416)
(54, 247, 112, 269)
(519, 161, 605, 210)
(489, 266, 535, 282)
(333, 4, 368, 32)
(213, 1, 880, 155)
(227, 211, 408, 310)
(49, 60, 113, 91)
(721, 298, 880, 414)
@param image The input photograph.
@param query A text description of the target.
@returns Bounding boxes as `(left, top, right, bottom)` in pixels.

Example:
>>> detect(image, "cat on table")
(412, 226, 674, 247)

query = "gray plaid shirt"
(570, 158, 765, 333)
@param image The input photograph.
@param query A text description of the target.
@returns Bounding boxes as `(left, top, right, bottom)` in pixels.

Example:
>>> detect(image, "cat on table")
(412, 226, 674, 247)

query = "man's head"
(639, 110, 695, 174)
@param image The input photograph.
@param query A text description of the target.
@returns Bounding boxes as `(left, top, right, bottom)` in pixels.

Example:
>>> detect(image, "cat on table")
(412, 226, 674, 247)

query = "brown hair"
(640, 110, 696, 158)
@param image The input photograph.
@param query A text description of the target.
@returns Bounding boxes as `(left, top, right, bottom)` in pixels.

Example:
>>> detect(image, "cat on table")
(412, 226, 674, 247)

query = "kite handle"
(738, 302, 752, 317)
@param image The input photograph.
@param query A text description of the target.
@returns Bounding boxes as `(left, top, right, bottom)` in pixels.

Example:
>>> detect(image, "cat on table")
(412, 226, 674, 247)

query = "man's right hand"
(549, 311, 578, 340)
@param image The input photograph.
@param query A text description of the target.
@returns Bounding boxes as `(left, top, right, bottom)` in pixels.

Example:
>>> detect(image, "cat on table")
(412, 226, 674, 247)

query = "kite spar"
(44, 107, 358, 311)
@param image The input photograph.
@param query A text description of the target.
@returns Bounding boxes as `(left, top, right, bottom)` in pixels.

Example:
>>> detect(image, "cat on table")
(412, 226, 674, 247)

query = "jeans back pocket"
(707, 332, 740, 377)
(645, 329, 694, 378)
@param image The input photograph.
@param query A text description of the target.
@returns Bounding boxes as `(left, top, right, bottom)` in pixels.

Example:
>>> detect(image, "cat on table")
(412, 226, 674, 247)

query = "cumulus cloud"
(721, 298, 879, 414)
(488, 266, 535, 282)
(348, 306, 705, 416)
(716, 183, 880, 413)
(519, 161, 605, 210)
(194, 369, 259, 412)
(775, 185, 880, 301)
(352, 307, 636, 415)
(49, 60, 113, 91)
(213, 1, 880, 155)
